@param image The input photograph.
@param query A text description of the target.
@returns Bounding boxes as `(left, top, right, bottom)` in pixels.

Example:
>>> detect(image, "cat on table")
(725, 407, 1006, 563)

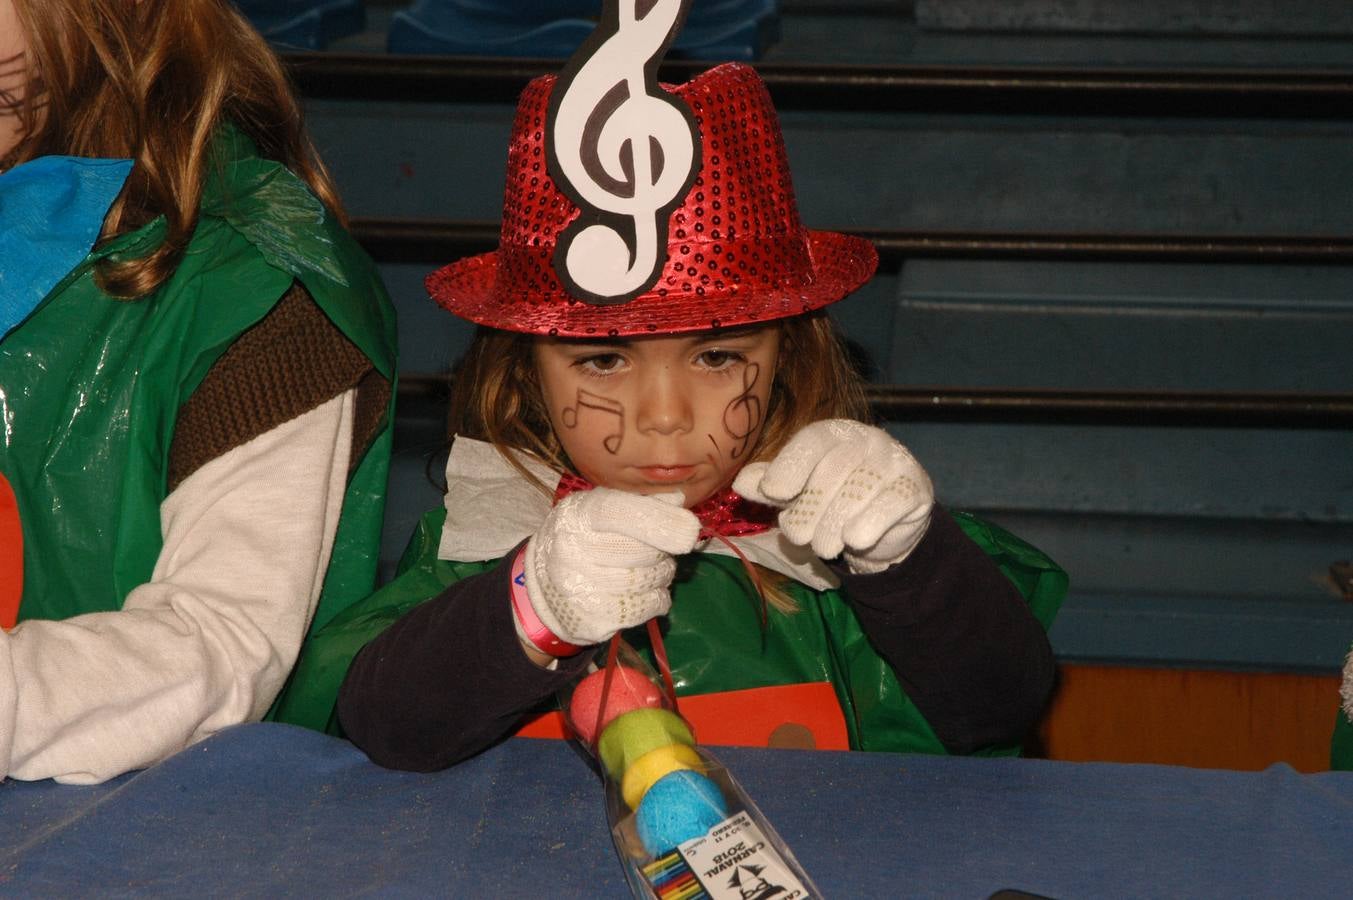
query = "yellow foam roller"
(621, 743, 703, 810)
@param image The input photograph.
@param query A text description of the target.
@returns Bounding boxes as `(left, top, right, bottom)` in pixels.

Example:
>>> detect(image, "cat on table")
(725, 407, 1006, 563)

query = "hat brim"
(426, 230, 878, 338)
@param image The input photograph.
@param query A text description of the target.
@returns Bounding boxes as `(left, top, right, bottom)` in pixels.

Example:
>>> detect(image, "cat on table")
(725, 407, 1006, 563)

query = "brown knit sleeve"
(167, 282, 390, 493)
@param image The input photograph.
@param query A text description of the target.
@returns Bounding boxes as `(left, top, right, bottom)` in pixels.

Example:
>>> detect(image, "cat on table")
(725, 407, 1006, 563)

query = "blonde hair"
(448, 313, 870, 613)
(3, 0, 343, 299)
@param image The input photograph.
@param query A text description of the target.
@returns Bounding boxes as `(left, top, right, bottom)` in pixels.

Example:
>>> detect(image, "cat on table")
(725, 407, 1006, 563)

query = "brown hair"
(3, 0, 343, 299)
(449, 312, 868, 492)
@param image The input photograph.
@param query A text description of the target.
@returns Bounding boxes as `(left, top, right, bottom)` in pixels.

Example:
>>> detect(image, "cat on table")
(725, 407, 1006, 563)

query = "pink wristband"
(510, 547, 582, 658)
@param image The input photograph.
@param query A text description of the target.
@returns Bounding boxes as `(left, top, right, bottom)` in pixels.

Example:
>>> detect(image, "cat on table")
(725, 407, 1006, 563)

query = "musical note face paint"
(561, 388, 626, 455)
(546, 0, 700, 303)
(534, 327, 779, 507)
(0, 0, 30, 160)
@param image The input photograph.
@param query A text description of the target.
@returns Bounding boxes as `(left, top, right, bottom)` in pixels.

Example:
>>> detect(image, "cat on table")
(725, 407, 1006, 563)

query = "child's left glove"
(733, 419, 934, 574)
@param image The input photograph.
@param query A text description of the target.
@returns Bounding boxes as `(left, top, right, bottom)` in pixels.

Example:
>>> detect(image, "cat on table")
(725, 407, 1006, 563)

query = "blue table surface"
(1, 723, 1350, 898)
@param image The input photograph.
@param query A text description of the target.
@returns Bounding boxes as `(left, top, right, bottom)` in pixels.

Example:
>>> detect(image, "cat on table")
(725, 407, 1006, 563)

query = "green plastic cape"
(1334, 700, 1353, 770)
(1334, 642, 1353, 770)
(0, 125, 397, 638)
(273, 507, 1066, 756)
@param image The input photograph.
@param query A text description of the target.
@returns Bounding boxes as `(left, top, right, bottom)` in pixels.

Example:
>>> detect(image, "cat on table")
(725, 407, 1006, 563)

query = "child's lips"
(636, 464, 696, 483)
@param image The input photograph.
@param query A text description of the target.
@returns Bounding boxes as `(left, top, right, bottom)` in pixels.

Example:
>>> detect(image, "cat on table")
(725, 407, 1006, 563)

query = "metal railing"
(285, 52, 1353, 118)
(350, 218, 1353, 269)
(395, 374, 1353, 429)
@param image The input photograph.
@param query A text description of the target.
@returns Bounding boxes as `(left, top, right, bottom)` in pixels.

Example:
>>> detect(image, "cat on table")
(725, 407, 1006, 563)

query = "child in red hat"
(275, 19, 1066, 765)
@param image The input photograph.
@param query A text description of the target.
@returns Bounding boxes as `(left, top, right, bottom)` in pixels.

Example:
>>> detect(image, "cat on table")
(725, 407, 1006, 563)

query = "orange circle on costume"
(0, 473, 22, 629)
(621, 743, 703, 811)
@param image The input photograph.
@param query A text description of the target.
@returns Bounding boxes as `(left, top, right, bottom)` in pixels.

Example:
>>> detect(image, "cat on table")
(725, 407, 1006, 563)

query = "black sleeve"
(833, 506, 1056, 755)
(336, 548, 593, 771)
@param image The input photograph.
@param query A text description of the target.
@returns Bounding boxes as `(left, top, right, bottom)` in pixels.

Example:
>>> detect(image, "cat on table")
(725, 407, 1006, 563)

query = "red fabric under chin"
(552, 471, 776, 538)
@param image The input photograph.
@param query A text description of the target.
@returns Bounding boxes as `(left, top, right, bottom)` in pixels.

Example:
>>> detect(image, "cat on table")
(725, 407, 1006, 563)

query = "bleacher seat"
(886, 258, 1353, 671)
(235, 0, 366, 50)
(386, 0, 780, 60)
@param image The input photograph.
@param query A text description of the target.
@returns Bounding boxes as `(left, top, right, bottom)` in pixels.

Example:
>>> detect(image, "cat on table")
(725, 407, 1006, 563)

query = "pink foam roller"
(568, 665, 664, 743)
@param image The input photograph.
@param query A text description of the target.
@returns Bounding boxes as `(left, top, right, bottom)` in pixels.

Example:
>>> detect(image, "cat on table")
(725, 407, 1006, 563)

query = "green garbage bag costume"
(1335, 649, 1353, 770)
(275, 440, 1066, 757)
(1334, 711, 1353, 771)
(0, 127, 396, 779)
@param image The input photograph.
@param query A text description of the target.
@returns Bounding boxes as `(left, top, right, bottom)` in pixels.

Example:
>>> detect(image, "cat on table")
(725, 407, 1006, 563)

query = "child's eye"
(695, 349, 744, 371)
(575, 353, 626, 375)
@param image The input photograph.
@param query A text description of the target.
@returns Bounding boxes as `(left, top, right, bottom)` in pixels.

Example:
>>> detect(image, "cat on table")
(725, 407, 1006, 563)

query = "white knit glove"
(524, 488, 701, 646)
(733, 419, 934, 574)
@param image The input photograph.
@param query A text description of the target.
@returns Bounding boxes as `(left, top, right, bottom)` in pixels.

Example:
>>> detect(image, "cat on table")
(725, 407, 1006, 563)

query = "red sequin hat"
(426, 62, 878, 337)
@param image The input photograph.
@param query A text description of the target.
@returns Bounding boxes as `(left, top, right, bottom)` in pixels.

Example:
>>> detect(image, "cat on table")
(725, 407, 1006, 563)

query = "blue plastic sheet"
(0, 156, 132, 339)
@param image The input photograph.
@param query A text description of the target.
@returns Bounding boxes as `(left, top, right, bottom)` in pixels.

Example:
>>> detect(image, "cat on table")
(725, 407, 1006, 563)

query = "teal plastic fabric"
(0, 156, 132, 338)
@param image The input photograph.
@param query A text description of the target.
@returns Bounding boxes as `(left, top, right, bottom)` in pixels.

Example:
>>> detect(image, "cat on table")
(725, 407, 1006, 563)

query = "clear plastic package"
(559, 637, 821, 899)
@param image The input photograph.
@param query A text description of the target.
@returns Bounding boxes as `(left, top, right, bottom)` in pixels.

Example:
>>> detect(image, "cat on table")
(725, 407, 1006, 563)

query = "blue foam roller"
(635, 770, 728, 856)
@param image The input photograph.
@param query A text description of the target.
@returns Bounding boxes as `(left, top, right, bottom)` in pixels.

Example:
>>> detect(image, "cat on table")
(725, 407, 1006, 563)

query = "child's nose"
(635, 368, 693, 435)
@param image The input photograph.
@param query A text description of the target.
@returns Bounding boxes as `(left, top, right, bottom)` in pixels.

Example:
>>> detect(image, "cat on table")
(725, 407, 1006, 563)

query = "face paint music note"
(547, 0, 700, 303)
(561, 388, 627, 454)
(722, 362, 763, 461)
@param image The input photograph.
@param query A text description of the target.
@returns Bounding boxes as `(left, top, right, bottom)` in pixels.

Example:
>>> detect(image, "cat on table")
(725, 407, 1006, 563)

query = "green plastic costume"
(274, 506, 1066, 756)
(0, 126, 397, 637)
(1334, 649, 1352, 769)
(1333, 708, 1352, 770)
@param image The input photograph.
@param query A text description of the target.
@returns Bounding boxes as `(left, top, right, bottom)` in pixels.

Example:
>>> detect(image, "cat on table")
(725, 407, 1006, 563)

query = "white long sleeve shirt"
(0, 391, 353, 783)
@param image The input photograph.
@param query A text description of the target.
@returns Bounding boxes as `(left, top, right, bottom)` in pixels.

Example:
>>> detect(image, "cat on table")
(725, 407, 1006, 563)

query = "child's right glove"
(524, 488, 701, 647)
(733, 419, 935, 574)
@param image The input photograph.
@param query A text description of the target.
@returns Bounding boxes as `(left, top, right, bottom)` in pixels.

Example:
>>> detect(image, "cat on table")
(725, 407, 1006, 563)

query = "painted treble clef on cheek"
(547, 0, 700, 303)
(722, 362, 763, 461)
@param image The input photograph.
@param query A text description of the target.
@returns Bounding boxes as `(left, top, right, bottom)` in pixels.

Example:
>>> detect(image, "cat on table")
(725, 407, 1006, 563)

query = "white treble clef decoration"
(547, 0, 700, 304)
